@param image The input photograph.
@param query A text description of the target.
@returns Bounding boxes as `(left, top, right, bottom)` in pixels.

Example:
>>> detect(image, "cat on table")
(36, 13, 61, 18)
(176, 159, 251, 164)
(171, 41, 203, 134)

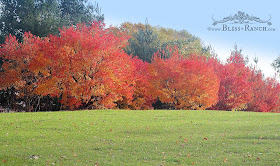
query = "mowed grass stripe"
(0, 110, 280, 165)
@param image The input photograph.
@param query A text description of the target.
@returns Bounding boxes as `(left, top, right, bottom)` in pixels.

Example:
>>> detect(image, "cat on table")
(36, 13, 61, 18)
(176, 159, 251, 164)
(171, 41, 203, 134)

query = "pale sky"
(91, 0, 280, 79)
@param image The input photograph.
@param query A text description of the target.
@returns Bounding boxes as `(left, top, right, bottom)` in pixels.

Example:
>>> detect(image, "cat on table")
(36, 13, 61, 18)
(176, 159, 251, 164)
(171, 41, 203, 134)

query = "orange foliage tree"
(0, 33, 48, 111)
(148, 48, 220, 110)
(116, 57, 155, 110)
(0, 22, 139, 110)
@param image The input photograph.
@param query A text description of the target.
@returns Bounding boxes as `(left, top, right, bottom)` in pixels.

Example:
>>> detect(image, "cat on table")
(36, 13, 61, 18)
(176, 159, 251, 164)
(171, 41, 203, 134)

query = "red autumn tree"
(246, 68, 280, 112)
(116, 57, 155, 110)
(148, 47, 220, 110)
(39, 22, 139, 109)
(0, 33, 48, 111)
(0, 22, 139, 110)
(211, 51, 253, 111)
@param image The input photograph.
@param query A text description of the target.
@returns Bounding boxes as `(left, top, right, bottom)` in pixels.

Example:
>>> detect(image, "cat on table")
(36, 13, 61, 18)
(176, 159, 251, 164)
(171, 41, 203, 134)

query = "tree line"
(0, 22, 279, 112)
(0, 0, 280, 112)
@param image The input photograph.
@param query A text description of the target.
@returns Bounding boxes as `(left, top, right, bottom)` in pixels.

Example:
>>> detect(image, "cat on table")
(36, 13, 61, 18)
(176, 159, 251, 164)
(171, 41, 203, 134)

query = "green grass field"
(0, 110, 280, 165)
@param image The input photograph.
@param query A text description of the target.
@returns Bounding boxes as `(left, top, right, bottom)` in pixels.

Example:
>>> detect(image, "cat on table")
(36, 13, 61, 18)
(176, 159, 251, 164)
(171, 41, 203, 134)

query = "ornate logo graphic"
(212, 11, 272, 26)
(207, 11, 275, 32)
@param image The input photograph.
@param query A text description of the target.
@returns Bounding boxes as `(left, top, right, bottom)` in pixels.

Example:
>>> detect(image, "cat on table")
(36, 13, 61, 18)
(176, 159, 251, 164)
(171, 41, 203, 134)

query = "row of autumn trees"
(0, 22, 280, 112)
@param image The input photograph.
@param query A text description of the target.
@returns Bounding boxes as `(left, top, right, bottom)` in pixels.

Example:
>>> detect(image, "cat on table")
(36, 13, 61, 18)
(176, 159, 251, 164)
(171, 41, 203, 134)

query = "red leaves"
(149, 49, 220, 110)
(211, 52, 253, 111)
(1, 22, 280, 112)
(247, 75, 280, 112)
(0, 22, 138, 110)
(50, 23, 135, 109)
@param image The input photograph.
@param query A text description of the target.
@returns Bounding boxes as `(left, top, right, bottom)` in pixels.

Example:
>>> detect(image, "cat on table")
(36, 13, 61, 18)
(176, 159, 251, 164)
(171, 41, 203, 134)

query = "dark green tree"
(125, 24, 160, 62)
(272, 51, 280, 73)
(0, 0, 104, 43)
(60, 0, 103, 26)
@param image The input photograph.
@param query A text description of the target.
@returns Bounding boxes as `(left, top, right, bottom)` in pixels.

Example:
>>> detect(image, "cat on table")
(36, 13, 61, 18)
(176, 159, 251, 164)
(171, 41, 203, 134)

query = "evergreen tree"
(125, 24, 160, 62)
(0, 0, 104, 43)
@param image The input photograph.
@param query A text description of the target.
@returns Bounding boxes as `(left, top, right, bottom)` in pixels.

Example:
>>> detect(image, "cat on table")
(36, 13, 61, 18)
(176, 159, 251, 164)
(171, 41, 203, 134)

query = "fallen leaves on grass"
(27, 155, 41, 159)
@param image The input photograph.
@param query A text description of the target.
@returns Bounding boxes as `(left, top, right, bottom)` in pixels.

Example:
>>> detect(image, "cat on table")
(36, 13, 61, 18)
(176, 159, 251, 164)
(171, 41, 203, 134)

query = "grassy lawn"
(0, 110, 280, 165)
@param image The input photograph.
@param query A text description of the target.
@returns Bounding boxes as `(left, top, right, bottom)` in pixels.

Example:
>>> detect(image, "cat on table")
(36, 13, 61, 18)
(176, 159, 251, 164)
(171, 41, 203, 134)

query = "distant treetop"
(0, 0, 104, 43)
